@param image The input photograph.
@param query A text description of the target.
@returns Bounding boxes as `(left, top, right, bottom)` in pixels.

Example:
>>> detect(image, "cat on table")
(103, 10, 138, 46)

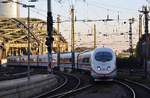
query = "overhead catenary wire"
(89, 0, 139, 13)
(21, 0, 139, 24)
(23, 0, 139, 50)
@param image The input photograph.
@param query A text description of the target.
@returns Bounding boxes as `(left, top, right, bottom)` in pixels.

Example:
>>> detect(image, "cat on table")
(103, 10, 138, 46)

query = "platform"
(0, 74, 53, 88)
(0, 74, 57, 98)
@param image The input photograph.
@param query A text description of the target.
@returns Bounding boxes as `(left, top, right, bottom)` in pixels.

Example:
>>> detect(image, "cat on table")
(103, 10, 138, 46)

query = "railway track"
(35, 71, 135, 98)
(63, 80, 135, 98)
(34, 71, 91, 98)
(2, 66, 150, 98)
(113, 80, 135, 98)
(118, 79, 150, 98)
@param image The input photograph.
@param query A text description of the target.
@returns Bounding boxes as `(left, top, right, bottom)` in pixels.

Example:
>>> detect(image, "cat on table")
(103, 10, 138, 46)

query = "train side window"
(39, 58, 42, 62)
(44, 58, 47, 62)
(82, 57, 90, 63)
(69, 58, 72, 62)
(60, 58, 63, 62)
(20, 58, 24, 62)
(30, 59, 34, 62)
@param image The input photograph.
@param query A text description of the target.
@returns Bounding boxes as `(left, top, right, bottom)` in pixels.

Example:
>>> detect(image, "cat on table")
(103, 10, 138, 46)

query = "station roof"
(0, 17, 67, 46)
(0, 18, 47, 44)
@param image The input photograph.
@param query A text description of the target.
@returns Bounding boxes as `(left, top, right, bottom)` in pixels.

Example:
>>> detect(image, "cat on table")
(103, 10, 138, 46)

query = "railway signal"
(45, 37, 54, 52)
(47, 0, 54, 73)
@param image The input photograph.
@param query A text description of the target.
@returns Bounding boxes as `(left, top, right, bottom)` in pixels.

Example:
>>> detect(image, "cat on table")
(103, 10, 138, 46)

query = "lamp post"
(23, 4, 35, 80)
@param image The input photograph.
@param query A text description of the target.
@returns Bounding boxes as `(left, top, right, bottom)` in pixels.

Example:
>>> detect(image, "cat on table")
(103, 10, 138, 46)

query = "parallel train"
(6, 47, 117, 80)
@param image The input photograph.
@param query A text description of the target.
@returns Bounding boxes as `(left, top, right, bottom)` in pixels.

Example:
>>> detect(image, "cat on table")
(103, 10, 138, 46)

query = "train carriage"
(6, 47, 117, 81)
(59, 52, 79, 71)
(77, 52, 91, 71)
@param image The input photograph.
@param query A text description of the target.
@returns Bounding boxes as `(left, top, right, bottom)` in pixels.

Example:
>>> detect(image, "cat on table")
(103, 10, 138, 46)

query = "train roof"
(94, 47, 114, 52)
(60, 52, 79, 58)
(79, 47, 115, 56)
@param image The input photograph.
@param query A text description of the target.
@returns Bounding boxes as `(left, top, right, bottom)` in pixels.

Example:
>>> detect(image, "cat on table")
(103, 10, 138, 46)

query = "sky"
(20, 0, 148, 20)
(19, 0, 149, 52)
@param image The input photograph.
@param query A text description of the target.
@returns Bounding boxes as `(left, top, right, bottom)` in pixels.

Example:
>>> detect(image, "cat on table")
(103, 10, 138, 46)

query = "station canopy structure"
(0, 17, 68, 58)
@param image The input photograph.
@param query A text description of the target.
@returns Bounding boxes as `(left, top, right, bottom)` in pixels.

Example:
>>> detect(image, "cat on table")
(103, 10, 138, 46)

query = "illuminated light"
(97, 66, 101, 70)
(1, 59, 7, 67)
(98, 68, 101, 71)
(107, 66, 111, 71)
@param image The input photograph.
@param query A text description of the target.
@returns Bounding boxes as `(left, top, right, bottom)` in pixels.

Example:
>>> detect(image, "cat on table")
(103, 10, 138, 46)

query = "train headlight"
(1, 59, 7, 67)
(107, 66, 111, 71)
(97, 66, 101, 71)
(1, 59, 7, 64)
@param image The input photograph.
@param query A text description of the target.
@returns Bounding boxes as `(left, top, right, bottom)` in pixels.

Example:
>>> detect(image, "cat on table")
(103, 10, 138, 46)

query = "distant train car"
(77, 51, 91, 71)
(58, 52, 79, 71)
(7, 54, 57, 68)
(7, 56, 21, 66)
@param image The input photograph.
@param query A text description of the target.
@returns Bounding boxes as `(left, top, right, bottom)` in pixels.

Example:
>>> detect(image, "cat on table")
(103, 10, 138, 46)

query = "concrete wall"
(0, 75, 57, 98)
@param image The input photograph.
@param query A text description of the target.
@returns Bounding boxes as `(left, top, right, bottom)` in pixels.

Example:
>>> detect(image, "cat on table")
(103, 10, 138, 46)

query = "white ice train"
(90, 48, 117, 80)
(58, 47, 117, 80)
(6, 47, 117, 80)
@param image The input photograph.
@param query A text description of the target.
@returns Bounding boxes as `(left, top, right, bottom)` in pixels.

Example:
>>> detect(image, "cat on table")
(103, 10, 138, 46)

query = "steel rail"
(114, 80, 136, 98)
(34, 73, 68, 98)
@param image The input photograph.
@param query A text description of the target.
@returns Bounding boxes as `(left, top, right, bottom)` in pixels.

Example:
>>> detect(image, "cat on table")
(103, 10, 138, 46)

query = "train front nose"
(94, 63, 112, 74)
(91, 66, 115, 79)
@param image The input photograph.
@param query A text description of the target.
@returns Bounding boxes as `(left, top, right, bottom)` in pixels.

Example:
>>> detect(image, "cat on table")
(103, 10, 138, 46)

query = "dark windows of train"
(30, 59, 34, 62)
(39, 58, 42, 62)
(60, 58, 72, 64)
(95, 52, 112, 62)
(69, 58, 72, 62)
(82, 57, 90, 63)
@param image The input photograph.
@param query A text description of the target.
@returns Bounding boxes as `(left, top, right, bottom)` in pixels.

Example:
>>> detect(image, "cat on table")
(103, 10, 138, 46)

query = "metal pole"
(94, 24, 96, 49)
(57, 15, 60, 67)
(129, 18, 134, 57)
(139, 14, 143, 40)
(144, 6, 149, 78)
(47, 0, 53, 73)
(71, 5, 75, 70)
(37, 43, 39, 66)
(139, 14, 143, 67)
(128, 18, 134, 75)
(27, 6, 30, 80)
(77, 54, 79, 70)
(22, 4, 35, 81)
